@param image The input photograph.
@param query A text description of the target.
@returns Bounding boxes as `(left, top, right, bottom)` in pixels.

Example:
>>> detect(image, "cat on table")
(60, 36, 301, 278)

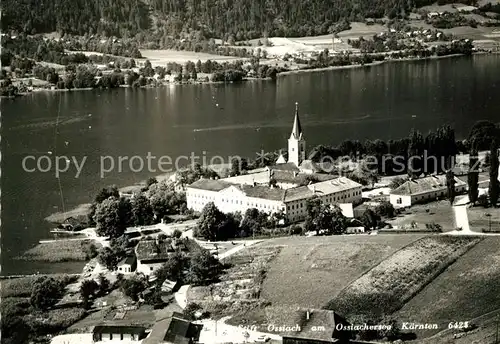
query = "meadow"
(260, 234, 426, 308)
(395, 236, 500, 338)
(324, 236, 482, 319)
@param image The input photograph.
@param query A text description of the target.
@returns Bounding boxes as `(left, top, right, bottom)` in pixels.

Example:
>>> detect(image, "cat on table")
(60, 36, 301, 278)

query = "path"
(446, 196, 500, 236)
(174, 240, 262, 310)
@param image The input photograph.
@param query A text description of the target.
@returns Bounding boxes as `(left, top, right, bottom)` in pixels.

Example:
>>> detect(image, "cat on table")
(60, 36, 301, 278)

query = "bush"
(173, 229, 182, 238)
(478, 194, 489, 207)
(289, 225, 303, 235)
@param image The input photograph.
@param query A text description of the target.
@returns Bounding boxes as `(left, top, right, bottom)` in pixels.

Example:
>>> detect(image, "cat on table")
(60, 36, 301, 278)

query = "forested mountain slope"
(1, 0, 476, 39)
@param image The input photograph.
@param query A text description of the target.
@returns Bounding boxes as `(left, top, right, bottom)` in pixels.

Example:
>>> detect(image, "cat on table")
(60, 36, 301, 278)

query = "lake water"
(2, 54, 500, 275)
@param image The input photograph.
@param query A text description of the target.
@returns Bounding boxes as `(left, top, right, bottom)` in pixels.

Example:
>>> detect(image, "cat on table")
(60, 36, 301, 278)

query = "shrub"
(478, 194, 489, 207)
(289, 225, 303, 235)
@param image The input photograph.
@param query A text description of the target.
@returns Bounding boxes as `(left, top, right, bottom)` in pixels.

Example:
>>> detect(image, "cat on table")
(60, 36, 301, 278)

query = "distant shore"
(6, 51, 497, 99)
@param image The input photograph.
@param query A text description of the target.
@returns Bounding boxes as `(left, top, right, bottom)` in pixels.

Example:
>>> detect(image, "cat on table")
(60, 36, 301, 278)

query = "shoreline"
(4, 51, 498, 98)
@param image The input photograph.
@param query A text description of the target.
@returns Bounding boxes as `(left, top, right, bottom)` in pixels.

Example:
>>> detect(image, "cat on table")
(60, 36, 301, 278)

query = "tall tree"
(467, 144, 479, 205)
(30, 277, 64, 311)
(446, 170, 456, 205)
(93, 197, 132, 238)
(407, 129, 424, 178)
(196, 202, 226, 241)
(489, 140, 499, 207)
(131, 194, 155, 226)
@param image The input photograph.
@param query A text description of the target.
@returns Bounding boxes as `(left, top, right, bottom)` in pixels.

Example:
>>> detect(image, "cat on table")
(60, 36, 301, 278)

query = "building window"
(150, 267, 153, 271)
(397, 198, 402, 204)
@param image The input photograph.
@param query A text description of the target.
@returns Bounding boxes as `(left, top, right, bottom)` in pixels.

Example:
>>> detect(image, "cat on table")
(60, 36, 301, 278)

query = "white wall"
(136, 261, 165, 275)
(390, 194, 412, 208)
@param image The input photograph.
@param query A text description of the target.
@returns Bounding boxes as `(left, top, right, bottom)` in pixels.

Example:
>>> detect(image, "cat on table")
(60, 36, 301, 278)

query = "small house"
(117, 256, 137, 274)
(389, 174, 467, 208)
(92, 325, 146, 342)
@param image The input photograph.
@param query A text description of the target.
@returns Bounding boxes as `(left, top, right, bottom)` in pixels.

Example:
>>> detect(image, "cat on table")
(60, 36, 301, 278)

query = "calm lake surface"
(2, 54, 500, 275)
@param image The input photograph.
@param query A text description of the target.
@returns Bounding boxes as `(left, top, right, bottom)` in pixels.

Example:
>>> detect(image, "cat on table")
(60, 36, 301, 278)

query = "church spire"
(290, 102, 302, 140)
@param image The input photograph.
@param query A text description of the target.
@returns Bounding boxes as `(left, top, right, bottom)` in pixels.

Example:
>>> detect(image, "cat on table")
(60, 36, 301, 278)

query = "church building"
(185, 104, 363, 222)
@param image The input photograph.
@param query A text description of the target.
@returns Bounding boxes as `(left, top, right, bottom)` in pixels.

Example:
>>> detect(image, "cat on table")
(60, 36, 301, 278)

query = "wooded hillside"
(1, 0, 477, 38)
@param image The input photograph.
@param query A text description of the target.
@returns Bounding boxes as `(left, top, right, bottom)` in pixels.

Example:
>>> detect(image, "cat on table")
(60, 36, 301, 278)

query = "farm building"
(92, 325, 146, 342)
(389, 174, 467, 208)
(143, 313, 203, 344)
(135, 238, 188, 275)
(117, 256, 136, 274)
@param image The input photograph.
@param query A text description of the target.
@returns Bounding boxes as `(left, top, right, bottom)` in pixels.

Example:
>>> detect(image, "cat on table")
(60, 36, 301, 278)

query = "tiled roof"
(284, 177, 361, 202)
(241, 184, 286, 201)
(270, 162, 300, 172)
(391, 175, 466, 196)
(118, 256, 136, 266)
(143, 314, 202, 344)
(135, 238, 175, 261)
(188, 179, 232, 191)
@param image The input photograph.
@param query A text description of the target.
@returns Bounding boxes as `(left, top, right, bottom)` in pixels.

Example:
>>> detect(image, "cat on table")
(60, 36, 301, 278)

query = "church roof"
(290, 102, 303, 140)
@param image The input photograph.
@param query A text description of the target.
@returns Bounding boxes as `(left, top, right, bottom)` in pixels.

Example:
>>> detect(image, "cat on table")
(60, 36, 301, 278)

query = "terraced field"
(324, 236, 482, 319)
(396, 236, 500, 338)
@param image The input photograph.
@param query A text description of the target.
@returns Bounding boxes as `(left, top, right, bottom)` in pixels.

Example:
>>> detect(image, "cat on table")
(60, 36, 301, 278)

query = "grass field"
(15, 240, 99, 262)
(139, 49, 245, 66)
(468, 206, 500, 232)
(259, 234, 425, 308)
(324, 236, 481, 319)
(387, 200, 455, 231)
(395, 237, 500, 338)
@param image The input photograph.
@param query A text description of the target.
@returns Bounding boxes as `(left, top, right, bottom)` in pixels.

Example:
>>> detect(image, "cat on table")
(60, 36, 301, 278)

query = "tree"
(80, 279, 99, 309)
(98, 274, 110, 295)
(468, 121, 499, 151)
(446, 169, 456, 205)
(389, 176, 407, 189)
(375, 201, 395, 218)
(361, 208, 379, 230)
(97, 246, 121, 271)
(186, 248, 223, 285)
(146, 177, 158, 188)
(154, 251, 187, 285)
(467, 145, 479, 205)
(329, 205, 348, 235)
(196, 202, 226, 241)
(93, 197, 132, 238)
(30, 276, 64, 310)
(183, 303, 202, 320)
(121, 276, 147, 302)
(131, 194, 155, 226)
(240, 208, 267, 237)
(489, 140, 499, 207)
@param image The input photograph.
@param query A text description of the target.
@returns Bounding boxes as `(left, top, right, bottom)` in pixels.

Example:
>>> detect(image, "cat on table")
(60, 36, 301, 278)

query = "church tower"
(288, 102, 306, 167)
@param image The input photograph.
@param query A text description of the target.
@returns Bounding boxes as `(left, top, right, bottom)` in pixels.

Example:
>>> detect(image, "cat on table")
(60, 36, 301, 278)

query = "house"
(92, 325, 146, 342)
(389, 174, 467, 208)
(117, 256, 136, 274)
(135, 238, 186, 275)
(281, 309, 352, 344)
(143, 313, 203, 344)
